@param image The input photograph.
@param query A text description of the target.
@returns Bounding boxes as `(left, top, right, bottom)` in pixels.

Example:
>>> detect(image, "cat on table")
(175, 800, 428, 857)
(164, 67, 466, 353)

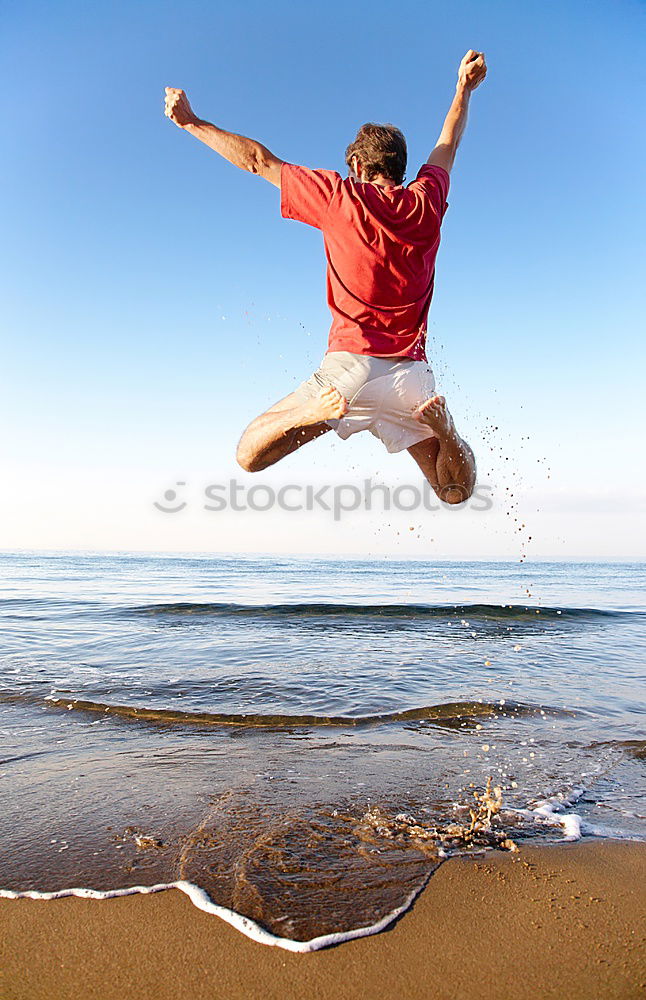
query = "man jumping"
(165, 50, 487, 504)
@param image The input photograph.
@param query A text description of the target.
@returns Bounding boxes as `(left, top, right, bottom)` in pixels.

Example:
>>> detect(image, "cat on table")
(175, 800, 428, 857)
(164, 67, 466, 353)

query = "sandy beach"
(1, 840, 644, 1000)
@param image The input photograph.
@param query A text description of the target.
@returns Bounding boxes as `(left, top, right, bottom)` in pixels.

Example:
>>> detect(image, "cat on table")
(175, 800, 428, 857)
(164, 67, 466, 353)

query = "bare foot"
(302, 386, 348, 424)
(414, 395, 455, 438)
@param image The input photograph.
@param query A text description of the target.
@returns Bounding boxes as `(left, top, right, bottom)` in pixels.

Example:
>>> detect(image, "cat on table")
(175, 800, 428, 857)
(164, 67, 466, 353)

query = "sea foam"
(0, 872, 434, 953)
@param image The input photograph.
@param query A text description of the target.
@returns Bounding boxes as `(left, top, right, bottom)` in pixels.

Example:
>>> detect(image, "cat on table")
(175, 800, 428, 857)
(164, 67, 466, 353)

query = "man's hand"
(457, 50, 487, 92)
(426, 50, 487, 173)
(164, 88, 200, 128)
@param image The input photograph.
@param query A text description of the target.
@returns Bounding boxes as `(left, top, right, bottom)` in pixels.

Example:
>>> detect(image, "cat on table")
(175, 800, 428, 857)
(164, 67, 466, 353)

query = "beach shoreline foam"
(0, 871, 435, 954)
(1, 840, 644, 1000)
(0, 778, 600, 953)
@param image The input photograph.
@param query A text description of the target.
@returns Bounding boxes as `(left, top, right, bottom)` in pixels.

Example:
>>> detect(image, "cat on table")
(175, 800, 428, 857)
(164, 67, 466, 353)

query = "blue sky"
(2, 0, 645, 558)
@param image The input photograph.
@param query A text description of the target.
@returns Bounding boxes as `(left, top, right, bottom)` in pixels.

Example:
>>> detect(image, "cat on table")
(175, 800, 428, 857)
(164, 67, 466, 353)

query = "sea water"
(0, 553, 644, 947)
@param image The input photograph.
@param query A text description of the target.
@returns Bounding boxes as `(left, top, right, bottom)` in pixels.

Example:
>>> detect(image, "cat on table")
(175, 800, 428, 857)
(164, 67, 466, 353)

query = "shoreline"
(0, 870, 434, 953)
(1, 839, 644, 1000)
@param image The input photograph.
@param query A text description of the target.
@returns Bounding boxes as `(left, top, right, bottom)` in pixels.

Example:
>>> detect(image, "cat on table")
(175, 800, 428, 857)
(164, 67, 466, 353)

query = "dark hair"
(345, 123, 407, 184)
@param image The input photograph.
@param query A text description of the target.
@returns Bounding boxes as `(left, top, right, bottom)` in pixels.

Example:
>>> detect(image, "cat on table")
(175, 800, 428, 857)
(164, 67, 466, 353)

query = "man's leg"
(407, 395, 476, 505)
(236, 386, 347, 472)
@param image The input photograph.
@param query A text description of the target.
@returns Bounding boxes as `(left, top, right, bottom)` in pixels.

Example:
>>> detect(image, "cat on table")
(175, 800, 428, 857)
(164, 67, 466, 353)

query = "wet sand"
(1, 840, 644, 1000)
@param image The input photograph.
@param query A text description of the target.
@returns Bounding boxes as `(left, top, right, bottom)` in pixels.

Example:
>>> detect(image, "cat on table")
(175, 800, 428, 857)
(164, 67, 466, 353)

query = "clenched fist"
(164, 87, 199, 128)
(458, 50, 487, 91)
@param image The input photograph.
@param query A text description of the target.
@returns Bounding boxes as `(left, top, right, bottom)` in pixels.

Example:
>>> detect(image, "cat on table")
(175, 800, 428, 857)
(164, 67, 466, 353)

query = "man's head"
(345, 123, 407, 186)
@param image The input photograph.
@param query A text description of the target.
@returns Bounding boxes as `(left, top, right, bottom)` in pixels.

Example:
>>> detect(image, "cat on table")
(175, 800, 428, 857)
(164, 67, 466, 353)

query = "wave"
(591, 739, 646, 761)
(0, 689, 572, 730)
(123, 601, 630, 622)
(0, 783, 592, 952)
(0, 874, 433, 953)
(0, 784, 608, 951)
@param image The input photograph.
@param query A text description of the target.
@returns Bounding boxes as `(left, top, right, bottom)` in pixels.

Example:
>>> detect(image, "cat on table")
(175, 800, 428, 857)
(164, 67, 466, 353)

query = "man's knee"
(236, 439, 262, 473)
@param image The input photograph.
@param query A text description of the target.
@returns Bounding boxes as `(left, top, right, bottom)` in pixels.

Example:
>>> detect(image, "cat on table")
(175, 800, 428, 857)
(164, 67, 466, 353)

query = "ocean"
(1, 553, 644, 950)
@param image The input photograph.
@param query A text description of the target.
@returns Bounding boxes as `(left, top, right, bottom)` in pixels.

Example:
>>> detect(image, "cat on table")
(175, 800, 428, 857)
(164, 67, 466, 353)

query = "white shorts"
(293, 351, 436, 454)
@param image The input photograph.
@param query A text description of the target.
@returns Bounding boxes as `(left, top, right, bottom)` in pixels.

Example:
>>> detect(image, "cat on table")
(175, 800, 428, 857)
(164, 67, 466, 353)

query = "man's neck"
(363, 174, 397, 188)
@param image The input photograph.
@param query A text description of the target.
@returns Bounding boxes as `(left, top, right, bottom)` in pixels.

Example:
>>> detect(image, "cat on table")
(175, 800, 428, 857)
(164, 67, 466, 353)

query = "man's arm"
(164, 88, 284, 188)
(427, 50, 487, 174)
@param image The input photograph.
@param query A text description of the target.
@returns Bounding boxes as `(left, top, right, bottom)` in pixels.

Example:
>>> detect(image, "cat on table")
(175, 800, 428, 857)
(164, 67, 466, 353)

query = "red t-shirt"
(280, 162, 449, 359)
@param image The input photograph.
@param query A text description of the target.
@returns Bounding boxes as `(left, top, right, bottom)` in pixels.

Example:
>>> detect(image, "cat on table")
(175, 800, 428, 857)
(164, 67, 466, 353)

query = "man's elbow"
(245, 145, 273, 176)
(248, 148, 283, 188)
(245, 148, 263, 174)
